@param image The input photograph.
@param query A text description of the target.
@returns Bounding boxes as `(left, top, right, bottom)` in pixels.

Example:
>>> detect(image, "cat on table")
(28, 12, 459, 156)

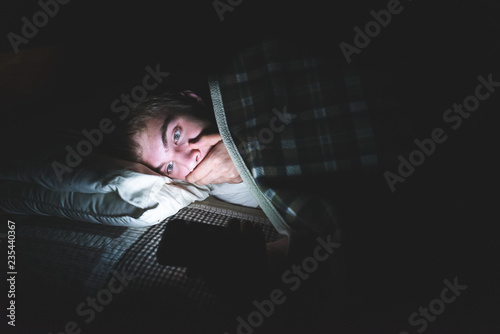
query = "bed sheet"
(9, 197, 281, 334)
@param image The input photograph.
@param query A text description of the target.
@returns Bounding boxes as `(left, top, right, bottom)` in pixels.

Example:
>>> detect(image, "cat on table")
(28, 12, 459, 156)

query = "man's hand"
(186, 134, 242, 185)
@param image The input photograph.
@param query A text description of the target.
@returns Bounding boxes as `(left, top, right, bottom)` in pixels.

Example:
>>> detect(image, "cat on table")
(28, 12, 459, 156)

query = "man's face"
(132, 114, 212, 180)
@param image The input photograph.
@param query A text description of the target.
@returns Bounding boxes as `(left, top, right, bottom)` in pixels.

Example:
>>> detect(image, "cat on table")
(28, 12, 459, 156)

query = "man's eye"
(173, 129, 181, 144)
(166, 162, 174, 174)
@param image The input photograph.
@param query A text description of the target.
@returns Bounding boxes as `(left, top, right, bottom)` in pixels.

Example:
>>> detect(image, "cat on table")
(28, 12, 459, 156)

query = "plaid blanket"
(209, 39, 408, 238)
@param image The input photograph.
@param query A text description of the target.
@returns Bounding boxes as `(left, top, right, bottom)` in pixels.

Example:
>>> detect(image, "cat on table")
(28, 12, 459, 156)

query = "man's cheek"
(177, 171, 188, 181)
(179, 166, 193, 181)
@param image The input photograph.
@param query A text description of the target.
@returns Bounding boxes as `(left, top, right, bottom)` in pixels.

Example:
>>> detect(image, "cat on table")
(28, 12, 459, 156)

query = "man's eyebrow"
(160, 115, 172, 148)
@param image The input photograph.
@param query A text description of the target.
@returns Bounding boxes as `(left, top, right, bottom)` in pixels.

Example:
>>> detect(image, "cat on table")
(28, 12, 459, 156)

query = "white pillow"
(0, 155, 210, 226)
(208, 182, 259, 208)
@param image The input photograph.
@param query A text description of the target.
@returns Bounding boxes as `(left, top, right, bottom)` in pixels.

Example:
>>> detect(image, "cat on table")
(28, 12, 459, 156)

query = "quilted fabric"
(14, 198, 281, 332)
(209, 39, 408, 238)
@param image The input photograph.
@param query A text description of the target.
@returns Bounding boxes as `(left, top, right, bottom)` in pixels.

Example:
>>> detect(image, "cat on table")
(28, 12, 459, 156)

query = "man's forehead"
(133, 117, 167, 165)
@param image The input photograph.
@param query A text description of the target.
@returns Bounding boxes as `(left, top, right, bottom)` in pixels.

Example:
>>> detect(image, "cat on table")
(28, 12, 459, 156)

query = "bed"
(1, 38, 397, 333)
(4, 197, 293, 334)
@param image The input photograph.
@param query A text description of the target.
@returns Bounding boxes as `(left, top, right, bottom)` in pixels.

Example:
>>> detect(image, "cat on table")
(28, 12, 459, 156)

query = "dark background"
(1, 0, 500, 333)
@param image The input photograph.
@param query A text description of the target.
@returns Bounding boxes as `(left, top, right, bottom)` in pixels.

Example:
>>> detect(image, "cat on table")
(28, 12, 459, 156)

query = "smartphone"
(156, 219, 227, 267)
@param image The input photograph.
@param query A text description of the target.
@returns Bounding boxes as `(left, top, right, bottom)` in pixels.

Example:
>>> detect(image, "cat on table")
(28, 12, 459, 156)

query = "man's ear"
(180, 90, 204, 105)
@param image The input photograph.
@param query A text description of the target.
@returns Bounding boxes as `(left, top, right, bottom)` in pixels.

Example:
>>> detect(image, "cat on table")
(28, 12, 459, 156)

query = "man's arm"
(186, 134, 242, 185)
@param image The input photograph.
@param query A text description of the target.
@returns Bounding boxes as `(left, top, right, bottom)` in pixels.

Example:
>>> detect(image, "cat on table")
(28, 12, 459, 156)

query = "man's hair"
(105, 91, 216, 162)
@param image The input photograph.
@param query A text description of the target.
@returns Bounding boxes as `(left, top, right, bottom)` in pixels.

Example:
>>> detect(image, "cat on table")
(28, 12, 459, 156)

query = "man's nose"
(174, 144, 200, 171)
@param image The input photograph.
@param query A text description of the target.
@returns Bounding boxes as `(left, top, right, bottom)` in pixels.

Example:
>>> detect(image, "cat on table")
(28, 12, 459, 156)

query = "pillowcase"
(0, 154, 210, 226)
(208, 182, 259, 208)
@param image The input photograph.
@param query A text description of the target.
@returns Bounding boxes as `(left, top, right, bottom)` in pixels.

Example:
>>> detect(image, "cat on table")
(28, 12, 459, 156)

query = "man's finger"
(189, 134, 222, 149)
(187, 159, 242, 185)
(207, 175, 243, 185)
(191, 170, 221, 186)
(185, 167, 211, 184)
(185, 152, 218, 184)
(210, 175, 243, 184)
(189, 162, 234, 186)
